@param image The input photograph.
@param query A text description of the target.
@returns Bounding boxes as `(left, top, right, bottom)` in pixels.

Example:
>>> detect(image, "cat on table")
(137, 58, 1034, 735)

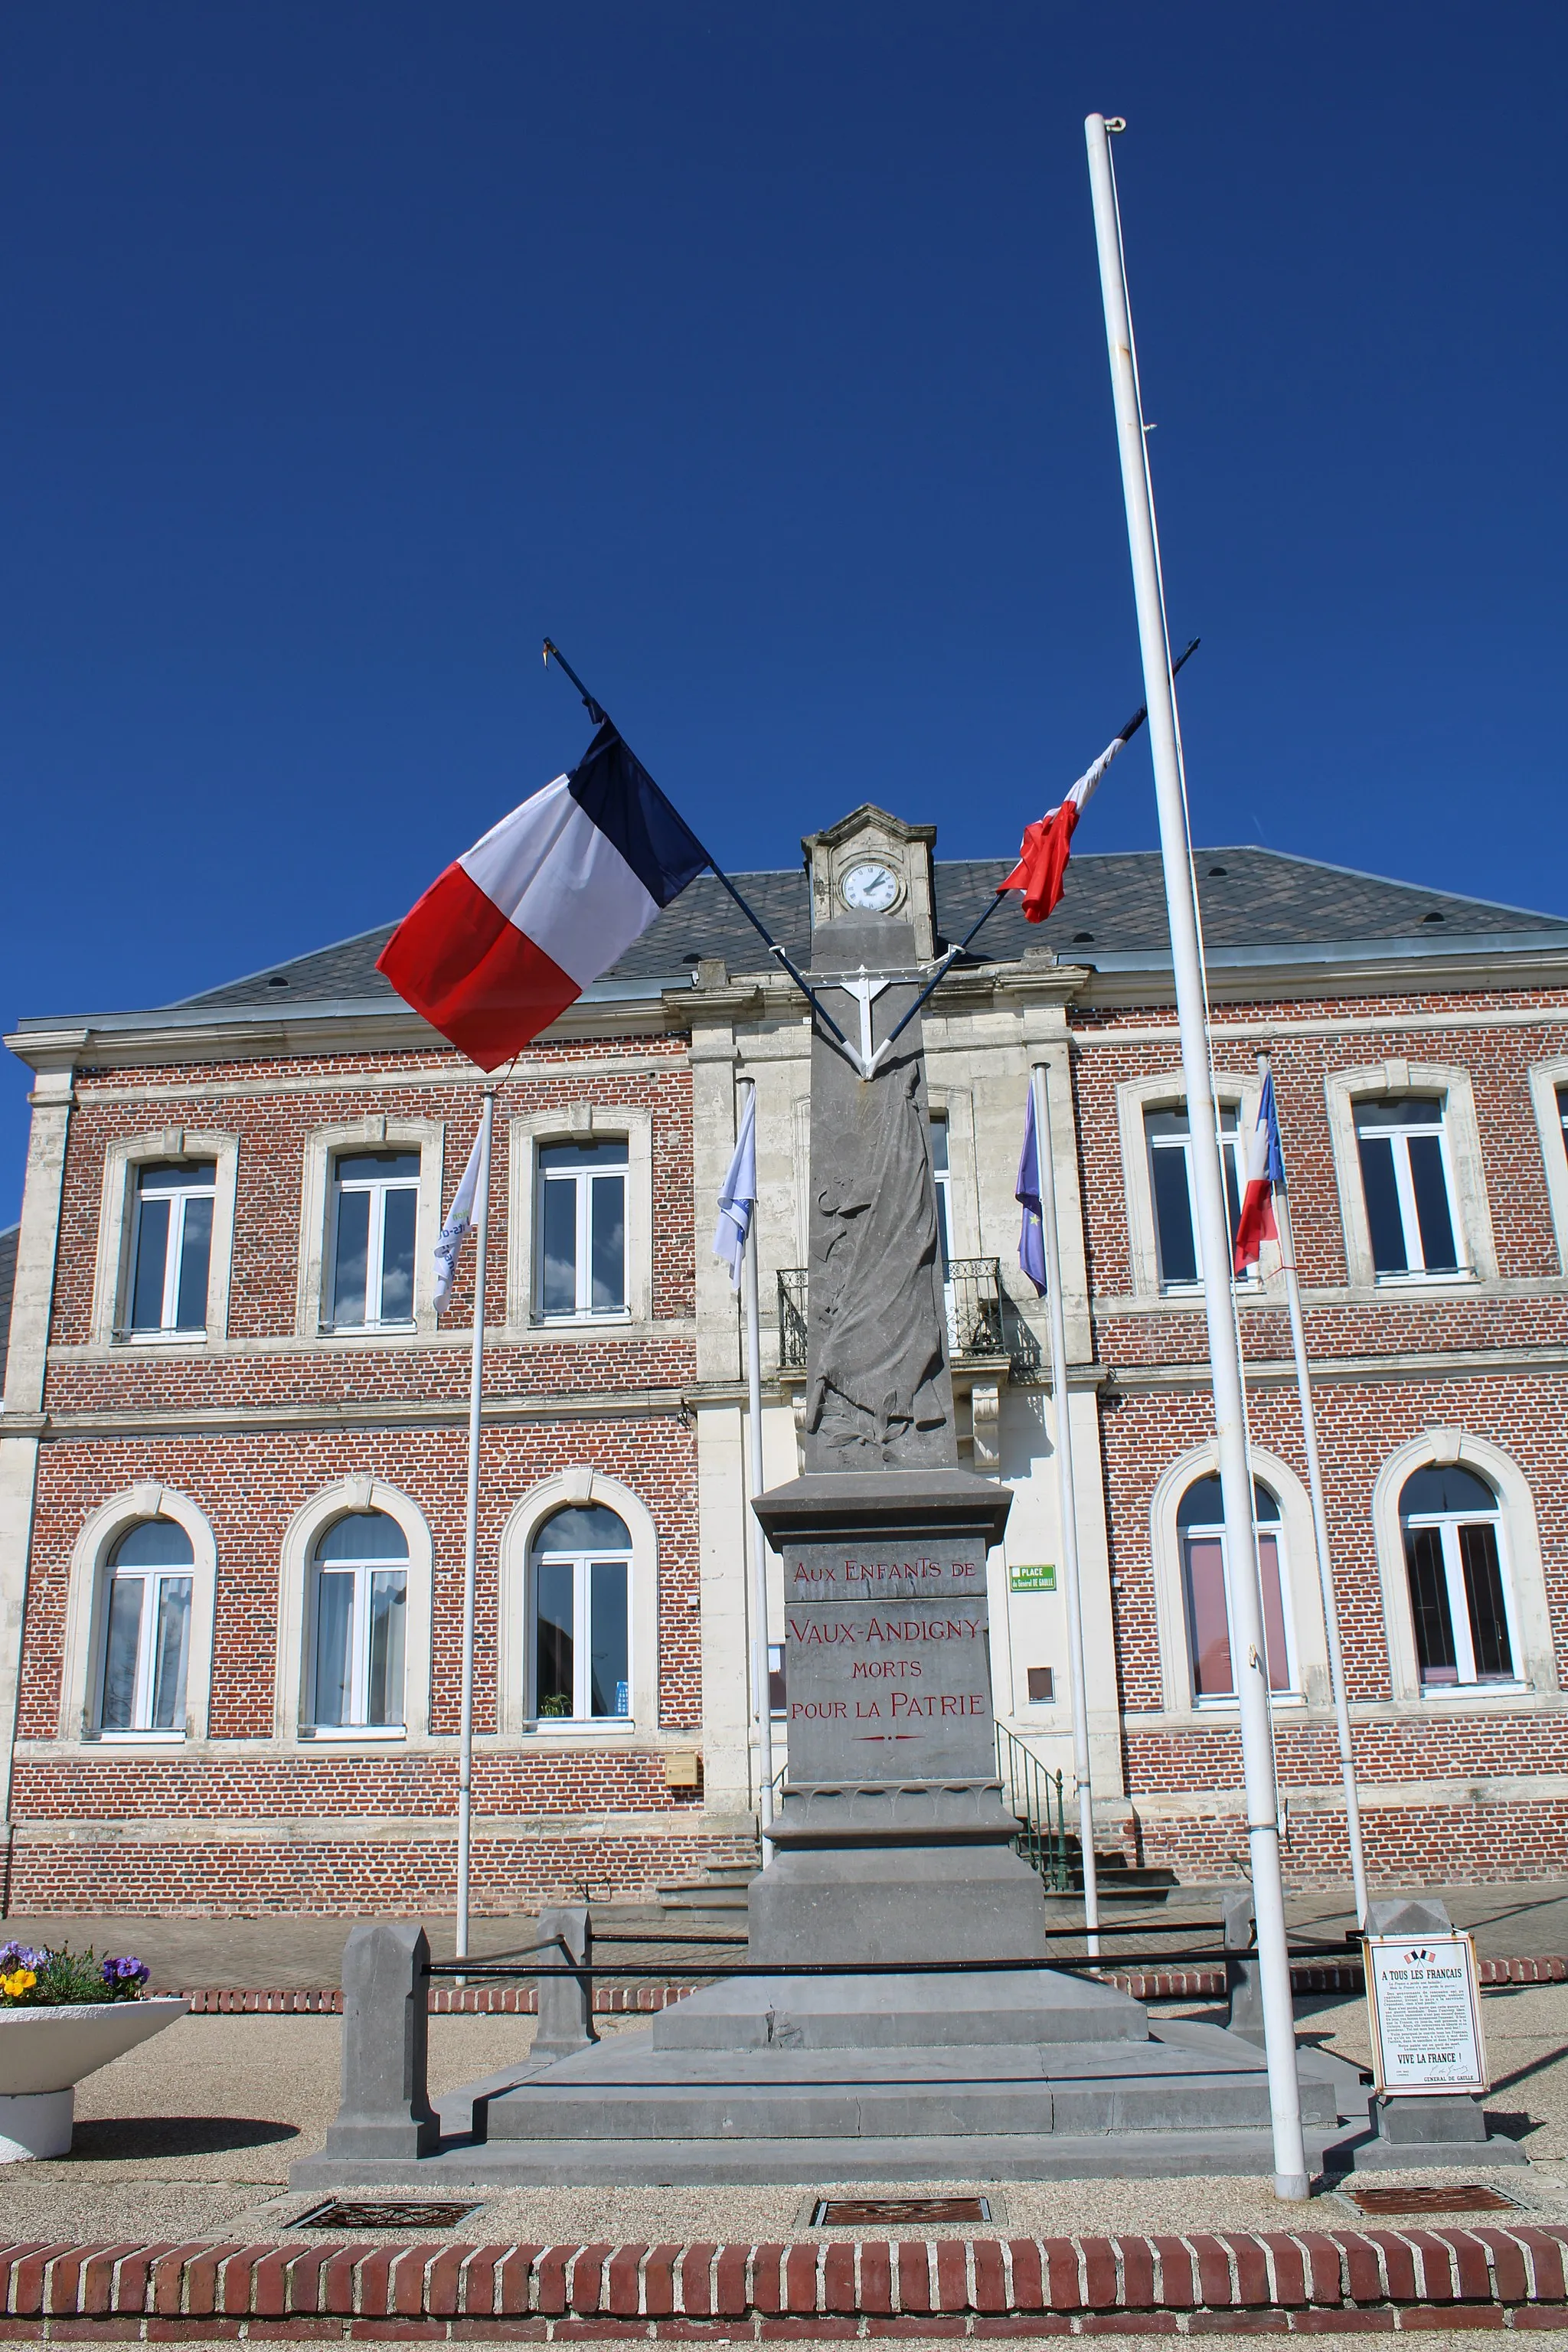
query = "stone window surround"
(273, 1476, 434, 1745)
(1370, 1428, 1558, 1707)
(58, 1483, 219, 1744)
(495, 1466, 661, 1738)
(1147, 1442, 1331, 1720)
(1526, 1057, 1568, 1274)
(89, 1130, 240, 1348)
(507, 1106, 654, 1331)
(1324, 1060, 1497, 1290)
(295, 1118, 446, 1341)
(1115, 1070, 1263, 1304)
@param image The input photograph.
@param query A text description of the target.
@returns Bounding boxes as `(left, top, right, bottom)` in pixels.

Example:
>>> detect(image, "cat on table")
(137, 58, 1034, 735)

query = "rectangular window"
(126, 1162, 216, 1335)
(310, 1566, 407, 1727)
(1403, 1515, 1516, 1688)
(1354, 1098, 1462, 1278)
(328, 1151, 420, 1330)
(100, 1571, 191, 1733)
(532, 1554, 630, 1720)
(1145, 1107, 1246, 1292)
(537, 1138, 629, 1320)
(768, 1640, 786, 1717)
(1181, 1527, 1292, 1700)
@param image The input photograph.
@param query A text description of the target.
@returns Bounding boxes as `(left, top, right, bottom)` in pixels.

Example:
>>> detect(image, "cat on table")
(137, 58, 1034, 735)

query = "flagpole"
(454, 1083, 496, 1963)
(740, 1080, 776, 1863)
(1030, 1059, 1099, 1957)
(1086, 111, 1308, 2200)
(1259, 1054, 1370, 1928)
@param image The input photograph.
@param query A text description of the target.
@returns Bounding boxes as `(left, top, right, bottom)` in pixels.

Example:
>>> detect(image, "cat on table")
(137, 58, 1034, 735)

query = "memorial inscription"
(784, 1539, 994, 1781)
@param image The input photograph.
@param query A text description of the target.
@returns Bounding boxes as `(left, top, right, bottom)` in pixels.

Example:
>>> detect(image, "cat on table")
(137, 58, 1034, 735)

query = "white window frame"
(1177, 1488, 1298, 1705)
(1371, 1431, 1557, 1707)
(1325, 1062, 1496, 1291)
(90, 1132, 240, 1349)
(58, 1484, 218, 1745)
(96, 1538, 194, 1736)
(326, 1150, 422, 1332)
(497, 1469, 660, 1738)
(1526, 1058, 1568, 1273)
(534, 1141, 630, 1324)
(1145, 1103, 1253, 1295)
(1145, 1444, 1328, 1718)
(124, 1162, 218, 1338)
(1400, 1488, 1521, 1694)
(275, 1478, 433, 1744)
(508, 1107, 654, 1332)
(295, 1119, 445, 1341)
(528, 1524, 634, 1723)
(303, 1526, 410, 1733)
(1114, 1071, 1260, 1304)
(1351, 1097, 1468, 1283)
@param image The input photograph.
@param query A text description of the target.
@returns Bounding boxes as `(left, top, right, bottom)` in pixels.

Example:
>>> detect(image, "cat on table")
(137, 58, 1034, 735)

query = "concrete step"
(649, 1968, 1149, 2050)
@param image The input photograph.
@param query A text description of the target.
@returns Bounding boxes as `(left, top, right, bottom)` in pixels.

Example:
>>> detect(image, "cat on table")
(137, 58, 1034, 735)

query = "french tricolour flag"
(377, 722, 710, 1071)
(1233, 1070, 1286, 1275)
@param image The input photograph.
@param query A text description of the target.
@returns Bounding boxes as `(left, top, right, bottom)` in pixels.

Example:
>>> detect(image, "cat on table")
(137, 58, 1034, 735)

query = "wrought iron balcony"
(776, 1259, 1040, 1379)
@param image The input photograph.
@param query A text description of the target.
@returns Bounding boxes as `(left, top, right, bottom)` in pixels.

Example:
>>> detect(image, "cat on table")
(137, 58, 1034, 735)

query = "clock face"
(841, 860, 900, 913)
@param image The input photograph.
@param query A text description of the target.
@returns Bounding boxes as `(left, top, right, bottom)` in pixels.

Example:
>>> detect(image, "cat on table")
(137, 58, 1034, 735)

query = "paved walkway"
(5, 1881, 1566, 1990)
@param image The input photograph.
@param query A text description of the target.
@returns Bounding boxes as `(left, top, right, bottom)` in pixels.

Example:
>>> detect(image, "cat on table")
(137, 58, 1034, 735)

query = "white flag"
(712, 1089, 757, 1292)
(433, 1129, 485, 1314)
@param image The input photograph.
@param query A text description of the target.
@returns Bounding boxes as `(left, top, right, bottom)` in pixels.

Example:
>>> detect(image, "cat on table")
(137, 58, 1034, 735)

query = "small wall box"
(663, 1751, 701, 1789)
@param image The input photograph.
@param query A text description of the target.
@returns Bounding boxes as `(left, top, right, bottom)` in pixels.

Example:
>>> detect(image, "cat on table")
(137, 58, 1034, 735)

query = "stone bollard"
(322, 1921, 439, 2160)
(1223, 1887, 1266, 2046)
(531, 1903, 598, 2065)
(1357, 1895, 1522, 2168)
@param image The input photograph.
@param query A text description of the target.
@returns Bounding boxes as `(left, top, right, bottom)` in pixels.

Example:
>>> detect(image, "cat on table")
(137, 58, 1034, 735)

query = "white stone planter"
(0, 1998, 189, 2161)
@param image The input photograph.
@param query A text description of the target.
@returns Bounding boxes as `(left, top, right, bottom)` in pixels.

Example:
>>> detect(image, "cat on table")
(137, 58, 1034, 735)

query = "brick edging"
(2, 2226, 1566, 2334)
(171, 1950, 1568, 2015)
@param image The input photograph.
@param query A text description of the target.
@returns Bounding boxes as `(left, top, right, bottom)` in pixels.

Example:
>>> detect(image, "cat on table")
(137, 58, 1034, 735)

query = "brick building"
(2, 803, 1566, 1913)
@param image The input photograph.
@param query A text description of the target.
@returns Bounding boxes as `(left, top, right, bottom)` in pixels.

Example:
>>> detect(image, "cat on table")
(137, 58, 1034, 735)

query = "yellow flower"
(1, 1968, 36, 1998)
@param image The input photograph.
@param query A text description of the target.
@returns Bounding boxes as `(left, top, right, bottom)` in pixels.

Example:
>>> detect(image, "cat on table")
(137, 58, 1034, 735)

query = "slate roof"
(174, 847, 1568, 1014)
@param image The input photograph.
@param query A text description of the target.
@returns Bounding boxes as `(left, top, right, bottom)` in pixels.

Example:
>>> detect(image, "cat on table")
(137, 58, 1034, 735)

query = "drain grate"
(290, 2197, 484, 2230)
(812, 2195, 991, 2226)
(1348, 2184, 1520, 2216)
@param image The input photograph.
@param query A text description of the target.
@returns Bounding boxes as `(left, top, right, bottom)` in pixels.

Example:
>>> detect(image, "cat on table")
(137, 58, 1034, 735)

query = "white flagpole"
(1259, 1053, 1370, 1928)
(1030, 1060, 1099, 1956)
(1086, 111, 1308, 2199)
(454, 1083, 496, 1962)
(740, 1080, 776, 1862)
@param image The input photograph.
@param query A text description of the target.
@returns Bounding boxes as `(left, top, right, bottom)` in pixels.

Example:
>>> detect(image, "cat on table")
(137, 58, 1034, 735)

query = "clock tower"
(802, 804, 939, 961)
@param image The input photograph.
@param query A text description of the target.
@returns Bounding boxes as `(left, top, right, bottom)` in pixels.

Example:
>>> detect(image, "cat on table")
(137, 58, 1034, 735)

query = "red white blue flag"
(377, 722, 709, 1070)
(1233, 1070, 1286, 1274)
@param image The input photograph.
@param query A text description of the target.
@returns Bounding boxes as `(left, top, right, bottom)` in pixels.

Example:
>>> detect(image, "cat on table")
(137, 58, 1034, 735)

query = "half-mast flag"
(377, 721, 710, 1070)
(1000, 731, 1125, 924)
(1014, 1084, 1048, 1298)
(433, 1127, 484, 1315)
(713, 1088, 757, 1293)
(1233, 1070, 1286, 1274)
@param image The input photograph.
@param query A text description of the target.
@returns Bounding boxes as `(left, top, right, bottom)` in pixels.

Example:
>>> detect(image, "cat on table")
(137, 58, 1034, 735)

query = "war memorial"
(292, 866, 1430, 2195)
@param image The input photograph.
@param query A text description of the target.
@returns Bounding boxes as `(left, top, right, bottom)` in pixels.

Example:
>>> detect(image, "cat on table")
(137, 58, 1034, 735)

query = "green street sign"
(1009, 1562, 1057, 1593)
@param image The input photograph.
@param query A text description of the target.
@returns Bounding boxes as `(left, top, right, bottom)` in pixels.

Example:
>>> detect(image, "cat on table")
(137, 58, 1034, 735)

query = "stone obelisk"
(750, 809, 1047, 1965)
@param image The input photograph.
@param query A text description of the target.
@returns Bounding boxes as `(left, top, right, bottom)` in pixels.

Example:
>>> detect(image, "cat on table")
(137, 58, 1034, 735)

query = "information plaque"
(1364, 1932, 1488, 2097)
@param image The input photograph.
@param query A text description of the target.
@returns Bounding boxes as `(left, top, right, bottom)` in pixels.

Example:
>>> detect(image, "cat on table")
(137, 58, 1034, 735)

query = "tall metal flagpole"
(454, 1084, 497, 1962)
(1030, 1060, 1099, 1957)
(1258, 1053, 1370, 1927)
(1085, 112, 1308, 2199)
(740, 1080, 776, 1862)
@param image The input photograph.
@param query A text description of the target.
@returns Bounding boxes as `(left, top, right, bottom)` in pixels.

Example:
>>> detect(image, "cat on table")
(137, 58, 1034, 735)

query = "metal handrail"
(995, 1722, 1070, 1890)
(423, 1946, 1348, 1981)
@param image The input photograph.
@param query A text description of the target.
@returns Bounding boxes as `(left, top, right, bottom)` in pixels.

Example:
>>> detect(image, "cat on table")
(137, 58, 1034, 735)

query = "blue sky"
(4, 2, 1565, 1219)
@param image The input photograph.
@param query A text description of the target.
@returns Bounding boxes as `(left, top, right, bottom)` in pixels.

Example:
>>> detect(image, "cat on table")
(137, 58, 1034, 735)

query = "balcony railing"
(776, 1259, 1040, 1380)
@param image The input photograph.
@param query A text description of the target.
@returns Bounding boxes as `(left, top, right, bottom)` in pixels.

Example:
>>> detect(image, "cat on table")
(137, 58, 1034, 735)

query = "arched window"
(307, 1511, 408, 1730)
(1400, 1463, 1518, 1688)
(530, 1503, 632, 1721)
(97, 1519, 194, 1733)
(1178, 1475, 1293, 1701)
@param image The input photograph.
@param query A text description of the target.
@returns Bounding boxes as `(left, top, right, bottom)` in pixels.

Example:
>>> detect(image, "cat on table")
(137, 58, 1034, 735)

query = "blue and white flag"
(1015, 1085, 1048, 1298)
(433, 1128, 484, 1315)
(713, 1089, 757, 1292)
